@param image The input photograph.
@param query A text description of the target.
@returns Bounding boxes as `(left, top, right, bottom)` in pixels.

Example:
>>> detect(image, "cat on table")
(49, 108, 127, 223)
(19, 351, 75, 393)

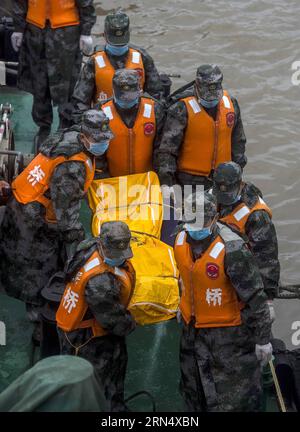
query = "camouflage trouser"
(179, 323, 263, 412)
(18, 23, 82, 128)
(58, 329, 128, 412)
(0, 199, 62, 305)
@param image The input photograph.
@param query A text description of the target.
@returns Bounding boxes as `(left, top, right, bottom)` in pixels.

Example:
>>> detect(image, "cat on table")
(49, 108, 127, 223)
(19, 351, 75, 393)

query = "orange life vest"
(101, 97, 156, 176)
(220, 196, 272, 235)
(178, 91, 234, 177)
(56, 250, 135, 337)
(12, 152, 95, 223)
(92, 48, 145, 102)
(174, 231, 242, 328)
(26, 0, 80, 29)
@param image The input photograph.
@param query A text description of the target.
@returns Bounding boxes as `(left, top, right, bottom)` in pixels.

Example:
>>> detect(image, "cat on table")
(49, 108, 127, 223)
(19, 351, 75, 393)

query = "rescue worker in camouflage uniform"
(97, 68, 165, 178)
(155, 64, 247, 190)
(173, 192, 272, 411)
(11, 0, 96, 148)
(212, 162, 280, 320)
(0, 110, 113, 329)
(67, 10, 163, 124)
(56, 221, 136, 412)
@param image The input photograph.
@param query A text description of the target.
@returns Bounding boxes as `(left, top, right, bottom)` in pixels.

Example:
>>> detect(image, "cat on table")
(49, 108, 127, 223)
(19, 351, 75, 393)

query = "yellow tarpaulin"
(88, 172, 179, 325)
(88, 171, 163, 239)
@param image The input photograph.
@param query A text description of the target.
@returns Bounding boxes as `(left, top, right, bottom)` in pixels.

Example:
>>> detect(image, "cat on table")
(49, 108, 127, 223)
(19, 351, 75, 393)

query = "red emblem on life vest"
(135, 68, 144, 78)
(206, 263, 219, 279)
(226, 112, 235, 128)
(144, 122, 155, 136)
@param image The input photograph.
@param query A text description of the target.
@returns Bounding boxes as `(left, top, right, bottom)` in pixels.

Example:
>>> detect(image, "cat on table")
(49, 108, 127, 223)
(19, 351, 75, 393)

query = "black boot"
(34, 126, 51, 155)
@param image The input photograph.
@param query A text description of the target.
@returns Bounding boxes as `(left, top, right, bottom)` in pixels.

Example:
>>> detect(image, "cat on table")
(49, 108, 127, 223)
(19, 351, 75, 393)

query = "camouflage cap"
(81, 109, 114, 142)
(99, 221, 133, 260)
(213, 162, 243, 206)
(182, 191, 217, 229)
(104, 11, 130, 46)
(195, 64, 223, 102)
(113, 69, 141, 102)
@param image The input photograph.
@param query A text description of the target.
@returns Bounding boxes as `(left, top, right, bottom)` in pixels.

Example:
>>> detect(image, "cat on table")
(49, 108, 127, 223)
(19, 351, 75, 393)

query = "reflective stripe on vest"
(26, 0, 80, 29)
(101, 97, 156, 176)
(178, 91, 234, 176)
(12, 152, 95, 223)
(93, 48, 145, 102)
(56, 250, 135, 337)
(220, 197, 272, 234)
(174, 231, 242, 328)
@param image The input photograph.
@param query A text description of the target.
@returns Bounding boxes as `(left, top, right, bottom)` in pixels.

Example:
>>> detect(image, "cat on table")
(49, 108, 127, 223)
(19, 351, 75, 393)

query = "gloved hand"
(267, 300, 276, 323)
(11, 32, 23, 52)
(255, 342, 273, 367)
(176, 310, 182, 324)
(79, 35, 93, 55)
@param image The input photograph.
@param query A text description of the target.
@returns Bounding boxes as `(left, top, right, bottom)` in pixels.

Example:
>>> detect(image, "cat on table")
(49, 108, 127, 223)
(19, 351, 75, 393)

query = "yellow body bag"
(88, 171, 179, 325)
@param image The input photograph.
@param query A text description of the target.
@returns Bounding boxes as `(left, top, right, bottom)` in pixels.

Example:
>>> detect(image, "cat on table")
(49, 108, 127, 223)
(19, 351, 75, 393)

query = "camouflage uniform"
(177, 193, 271, 412)
(155, 66, 247, 188)
(12, 0, 96, 128)
(57, 230, 136, 412)
(218, 182, 280, 300)
(0, 127, 94, 307)
(68, 43, 163, 124)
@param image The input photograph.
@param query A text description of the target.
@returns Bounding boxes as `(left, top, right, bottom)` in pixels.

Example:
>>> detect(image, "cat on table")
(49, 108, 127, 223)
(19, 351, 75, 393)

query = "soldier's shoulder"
(41, 127, 84, 158)
(39, 131, 64, 156)
(224, 90, 235, 101)
(167, 85, 194, 106)
(166, 98, 188, 119)
(226, 94, 240, 112)
(242, 182, 263, 208)
(95, 97, 113, 110)
(57, 129, 83, 156)
(217, 223, 248, 258)
(141, 92, 163, 106)
(89, 270, 117, 290)
(218, 222, 244, 245)
(129, 43, 148, 55)
(76, 237, 98, 253)
(65, 240, 98, 280)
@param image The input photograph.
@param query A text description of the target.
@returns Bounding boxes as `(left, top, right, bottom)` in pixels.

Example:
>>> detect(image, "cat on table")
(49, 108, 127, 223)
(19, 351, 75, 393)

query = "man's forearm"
(76, 0, 96, 35)
(225, 243, 272, 344)
(71, 59, 95, 123)
(231, 98, 247, 169)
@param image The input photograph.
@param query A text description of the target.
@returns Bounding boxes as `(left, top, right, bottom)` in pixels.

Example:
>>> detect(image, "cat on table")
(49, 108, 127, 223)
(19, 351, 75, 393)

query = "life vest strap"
(78, 319, 94, 329)
(79, 318, 107, 337)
